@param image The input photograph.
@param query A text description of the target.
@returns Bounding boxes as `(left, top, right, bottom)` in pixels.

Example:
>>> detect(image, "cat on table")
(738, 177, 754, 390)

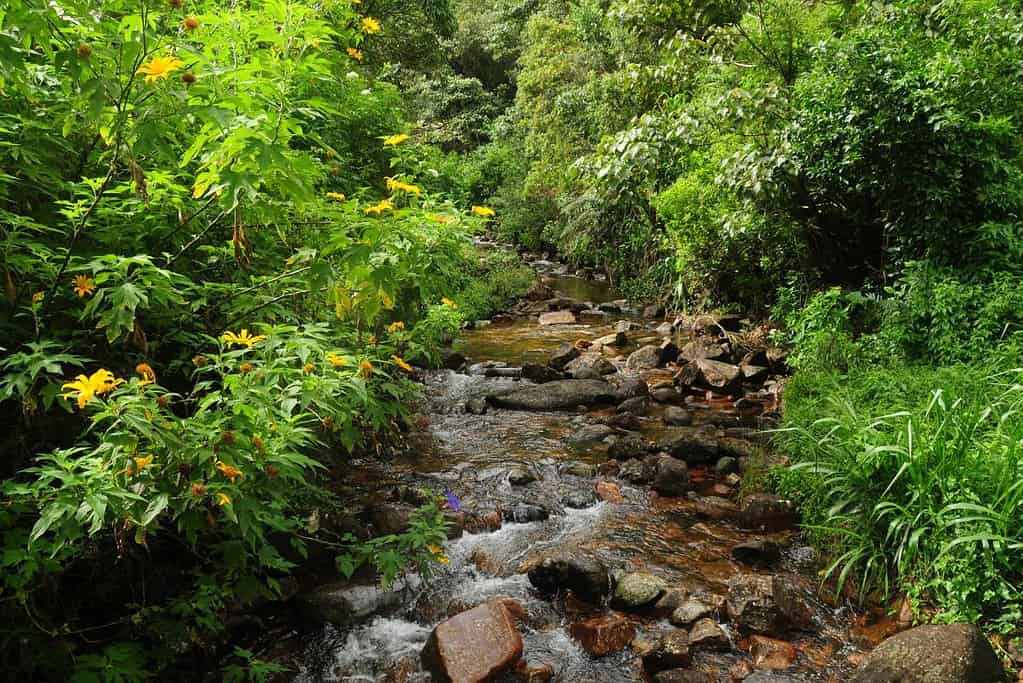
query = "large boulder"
(488, 380, 616, 411)
(527, 555, 611, 603)
(626, 344, 664, 371)
(420, 599, 524, 683)
(850, 624, 1006, 683)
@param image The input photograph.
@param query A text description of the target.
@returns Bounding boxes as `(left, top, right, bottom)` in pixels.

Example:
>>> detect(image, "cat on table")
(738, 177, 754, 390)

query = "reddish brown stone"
(750, 635, 797, 670)
(728, 660, 754, 680)
(513, 660, 554, 682)
(595, 480, 624, 503)
(569, 613, 636, 657)
(421, 600, 524, 683)
(688, 618, 730, 651)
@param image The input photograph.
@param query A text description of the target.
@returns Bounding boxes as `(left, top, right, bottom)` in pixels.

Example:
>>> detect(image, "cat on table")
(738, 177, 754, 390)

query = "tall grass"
(776, 366, 1023, 629)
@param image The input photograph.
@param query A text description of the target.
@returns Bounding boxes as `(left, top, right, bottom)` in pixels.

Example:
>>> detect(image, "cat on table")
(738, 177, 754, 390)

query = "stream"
(275, 257, 889, 683)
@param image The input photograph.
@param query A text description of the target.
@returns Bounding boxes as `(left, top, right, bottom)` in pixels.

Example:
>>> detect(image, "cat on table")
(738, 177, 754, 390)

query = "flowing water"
(278, 262, 883, 683)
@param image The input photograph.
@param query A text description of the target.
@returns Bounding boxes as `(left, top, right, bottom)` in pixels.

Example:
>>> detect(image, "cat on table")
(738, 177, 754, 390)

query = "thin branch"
(229, 266, 311, 300)
(168, 210, 229, 266)
(227, 289, 310, 326)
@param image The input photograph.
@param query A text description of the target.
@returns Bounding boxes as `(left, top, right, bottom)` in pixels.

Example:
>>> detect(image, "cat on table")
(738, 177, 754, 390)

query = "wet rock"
(731, 540, 782, 567)
(617, 396, 650, 415)
(297, 579, 411, 626)
(729, 660, 756, 680)
(688, 617, 730, 651)
(655, 321, 675, 336)
(465, 397, 488, 415)
(692, 496, 739, 521)
(598, 301, 621, 313)
(742, 364, 770, 383)
(608, 434, 650, 460)
(654, 671, 714, 683)
(670, 598, 715, 626)
(539, 310, 577, 325)
(420, 599, 524, 683)
(527, 555, 610, 603)
(563, 489, 597, 509)
(444, 510, 466, 539)
(485, 366, 523, 378)
(652, 587, 690, 617)
(612, 572, 667, 610)
(750, 635, 797, 671)
(850, 623, 1006, 683)
(738, 494, 798, 532)
(609, 375, 650, 401)
(521, 364, 564, 383)
(642, 631, 692, 673)
(504, 504, 549, 523)
(513, 660, 555, 683)
(651, 386, 683, 404)
(507, 467, 537, 486)
(626, 344, 665, 371)
(595, 481, 624, 503)
(652, 457, 690, 497)
(605, 413, 642, 430)
(681, 339, 729, 362)
(568, 424, 615, 446)
(577, 310, 607, 325)
(715, 456, 739, 475)
(562, 461, 597, 477)
(663, 406, 692, 426)
(614, 319, 643, 332)
(619, 458, 655, 484)
(489, 379, 616, 411)
(548, 344, 580, 370)
(659, 339, 680, 364)
(565, 352, 617, 378)
(694, 359, 743, 393)
(659, 433, 720, 465)
(725, 574, 812, 634)
(593, 331, 627, 347)
(569, 613, 635, 657)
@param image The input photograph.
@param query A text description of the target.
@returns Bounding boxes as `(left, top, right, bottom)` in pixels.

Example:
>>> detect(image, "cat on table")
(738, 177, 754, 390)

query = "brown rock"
(680, 339, 728, 362)
(595, 480, 624, 503)
(655, 671, 714, 683)
(642, 631, 692, 673)
(569, 613, 636, 657)
(420, 600, 524, 683)
(688, 617, 730, 651)
(738, 494, 798, 532)
(694, 359, 743, 393)
(513, 660, 554, 683)
(539, 310, 577, 325)
(692, 496, 739, 521)
(750, 635, 797, 670)
(850, 623, 1007, 683)
(729, 660, 755, 680)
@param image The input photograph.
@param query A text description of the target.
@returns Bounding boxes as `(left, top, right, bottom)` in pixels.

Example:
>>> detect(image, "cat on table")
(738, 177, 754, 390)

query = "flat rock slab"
(420, 599, 524, 683)
(488, 380, 616, 411)
(539, 310, 577, 325)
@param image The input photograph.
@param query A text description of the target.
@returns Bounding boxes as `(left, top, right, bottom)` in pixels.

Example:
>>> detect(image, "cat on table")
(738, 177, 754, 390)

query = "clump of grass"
(775, 365, 1023, 631)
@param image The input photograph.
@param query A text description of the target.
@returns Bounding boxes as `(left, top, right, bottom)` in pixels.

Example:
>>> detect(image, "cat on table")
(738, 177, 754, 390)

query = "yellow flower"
(62, 369, 125, 409)
(361, 17, 381, 34)
(441, 297, 457, 308)
(221, 329, 267, 349)
(392, 355, 414, 373)
(429, 214, 455, 224)
(303, 363, 315, 374)
(327, 352, 349, 368)
(72, 274, 97, 298)
(133, 455, 154, 473)
(364, 199, 394, 216)
(136, 56, 185, 83)
(471, 205, 496, 217)
(311, 39, 321, 49)
(385, 177, 422, 196)
(387, 321, 404, 333)
(359, 359, 373, 377)
(239, 362, 255, 374)
(31, 291, 45, 303)
(217, 492, 232, 507)
(135, 363, 156, 386)
(326, 192, 346, 202)
(382, 133, 409, 147)
(427, 545, 449, 564)
(191, 483, 206, 498)
(216, 462, 243, 483)
(347, 47, 363, 61)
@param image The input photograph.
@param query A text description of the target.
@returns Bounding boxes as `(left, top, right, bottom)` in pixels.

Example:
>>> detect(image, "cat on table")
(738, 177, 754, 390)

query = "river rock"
(619, 457, 655, 485)
(507, 466, 537, 486)
(738, 494, 798, 532)
(563, 489, 597, 509)
(693, 359, 743, 393)
(652, 457, 689, 497)
(731, 540, 781, 567)
(565, 353, 617, 378)
(680, 339, 728, 362)
(688, 617, 730, 651)
(642, 631, 692, 673)
(369, 503, 413, 535)
(527, 555, 610, 603)
(725, 574, 812, 634)
(521, 363, 564, 383)
(658, 433, 720, 465)
(670, 598, 715, 626)
(489, 379, 616, 411)
(595, 481, 624, 503)
(465, 397, 488, 415)
(617, 396, 650, 415)
(525, 280, 554, 301)
(644, 304, 666, 318)
(609, 375, 650, 401)
(651, 386, 683, 404)
(548, 344, 580, 370)
(654, 671, 715, 683)
(850, 623, 1006, 683)
(714, 456, 739, 474)
(420, 599, 524, 683)
(514, 660, 555, 683)
(593, 331, 627, 347)
(578, 309, 608, 324)
(612, 572, 666, 610)
(504, 504, 549, 523)
(539, 310, 577, 325)
(297, 579, 410, 626)
(652, 587, 689, 616)
(663, 406, 692, 426)
(655, 321, 675, 336)
(742, 364, 770, 383)
(568, 424, 615, 447)
(626, 344, 664, 371)
(750, 635, 797, 671)
(608, 434, 649, 460)
(569, 613, 635, 657)
(440, 349, 467, 370)
(692, 495, 739, 521)
(562, 461, 597, 477)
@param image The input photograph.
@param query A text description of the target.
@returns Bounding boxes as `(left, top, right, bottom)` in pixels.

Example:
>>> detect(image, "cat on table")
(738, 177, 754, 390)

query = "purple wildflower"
(445, 491, 461, 512)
